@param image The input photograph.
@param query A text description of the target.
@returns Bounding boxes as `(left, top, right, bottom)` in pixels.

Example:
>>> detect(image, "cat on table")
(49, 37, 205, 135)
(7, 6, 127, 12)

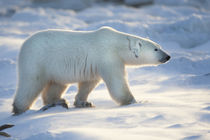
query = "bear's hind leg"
(41, 82, 69, 109)
(74, 80, 99, 108)
(13, 78, 46, 115)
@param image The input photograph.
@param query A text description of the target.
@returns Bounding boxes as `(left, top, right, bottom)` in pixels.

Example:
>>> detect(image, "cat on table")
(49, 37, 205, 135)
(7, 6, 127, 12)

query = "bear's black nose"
(166, 55, 171, 61)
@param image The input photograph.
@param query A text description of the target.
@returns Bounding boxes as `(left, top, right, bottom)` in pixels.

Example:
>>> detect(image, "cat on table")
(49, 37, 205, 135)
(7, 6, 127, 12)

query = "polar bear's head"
(125, 36, 170, 66)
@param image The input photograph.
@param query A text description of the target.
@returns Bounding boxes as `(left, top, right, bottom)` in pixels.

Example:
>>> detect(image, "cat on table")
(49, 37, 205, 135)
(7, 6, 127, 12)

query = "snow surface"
(0, 0, 210, 140)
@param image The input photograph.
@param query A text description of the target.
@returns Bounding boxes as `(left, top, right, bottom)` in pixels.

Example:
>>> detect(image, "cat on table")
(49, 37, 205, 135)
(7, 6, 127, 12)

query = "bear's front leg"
(100, 63, 136, 105)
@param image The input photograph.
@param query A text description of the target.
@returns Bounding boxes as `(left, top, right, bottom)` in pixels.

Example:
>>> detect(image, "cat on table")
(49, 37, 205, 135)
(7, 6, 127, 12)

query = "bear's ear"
(127, 37, 140, 58)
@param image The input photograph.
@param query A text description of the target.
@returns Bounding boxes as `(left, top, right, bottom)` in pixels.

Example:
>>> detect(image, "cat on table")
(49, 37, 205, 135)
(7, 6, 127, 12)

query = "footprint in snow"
(167, 124, 183, 128)
(203, 106, 210, 111)
(141, 114, 165, 123)
(200, 113, 210, 123)
(182, 135, 202, 140)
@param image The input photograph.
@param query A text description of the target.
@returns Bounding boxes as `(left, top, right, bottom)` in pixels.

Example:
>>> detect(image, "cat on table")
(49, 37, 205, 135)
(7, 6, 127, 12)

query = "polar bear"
(12, 26, 170, 114)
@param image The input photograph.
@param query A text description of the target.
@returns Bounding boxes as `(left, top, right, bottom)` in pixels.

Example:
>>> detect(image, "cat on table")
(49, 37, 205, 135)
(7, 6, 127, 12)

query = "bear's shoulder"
(97, 26, 117, 33)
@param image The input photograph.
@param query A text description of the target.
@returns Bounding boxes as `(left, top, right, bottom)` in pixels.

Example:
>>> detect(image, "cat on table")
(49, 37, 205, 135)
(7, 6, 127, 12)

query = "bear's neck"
(114, 33, 139, 66)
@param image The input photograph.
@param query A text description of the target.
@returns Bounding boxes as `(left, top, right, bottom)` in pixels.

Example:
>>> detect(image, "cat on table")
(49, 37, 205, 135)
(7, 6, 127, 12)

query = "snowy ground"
(0, 0, 210, 140)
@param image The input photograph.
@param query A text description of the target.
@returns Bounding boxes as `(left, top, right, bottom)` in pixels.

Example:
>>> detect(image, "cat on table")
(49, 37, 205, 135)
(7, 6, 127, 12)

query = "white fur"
(13, 26, 170, 114)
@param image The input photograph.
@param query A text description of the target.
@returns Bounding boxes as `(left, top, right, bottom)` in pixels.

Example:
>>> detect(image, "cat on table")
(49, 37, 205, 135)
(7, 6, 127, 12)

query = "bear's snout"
(160, 55, 171, 63)
(166, 55, 171, 61)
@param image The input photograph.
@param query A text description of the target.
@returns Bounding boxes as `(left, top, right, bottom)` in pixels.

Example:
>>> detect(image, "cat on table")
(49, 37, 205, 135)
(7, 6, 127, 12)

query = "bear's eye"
(139, 43, 142, 47)
(154, 48, 158, 51)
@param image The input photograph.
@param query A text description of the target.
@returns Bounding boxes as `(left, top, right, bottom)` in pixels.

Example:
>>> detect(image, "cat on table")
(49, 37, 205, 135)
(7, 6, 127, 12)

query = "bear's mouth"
(159, 55, 171, 63)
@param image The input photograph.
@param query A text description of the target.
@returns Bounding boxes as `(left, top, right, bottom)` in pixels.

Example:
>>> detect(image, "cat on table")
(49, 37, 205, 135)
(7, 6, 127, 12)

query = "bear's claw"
(41, 99, 69, 111)
(74, 101, 94, 108)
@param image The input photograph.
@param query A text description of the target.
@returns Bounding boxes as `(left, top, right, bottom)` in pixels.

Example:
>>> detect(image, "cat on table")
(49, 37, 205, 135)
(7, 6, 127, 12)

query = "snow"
(0, 0, 210, 140)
